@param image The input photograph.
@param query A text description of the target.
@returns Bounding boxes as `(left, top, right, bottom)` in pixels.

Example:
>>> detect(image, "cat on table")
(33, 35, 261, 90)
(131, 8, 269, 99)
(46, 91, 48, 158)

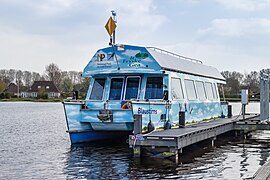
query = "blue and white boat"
(63, 44, 228, 143)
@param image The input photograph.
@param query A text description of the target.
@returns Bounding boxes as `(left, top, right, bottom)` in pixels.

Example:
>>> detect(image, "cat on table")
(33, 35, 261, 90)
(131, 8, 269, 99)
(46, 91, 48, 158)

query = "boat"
(62, 43, 228, 143)
(62, 13, 228, 144)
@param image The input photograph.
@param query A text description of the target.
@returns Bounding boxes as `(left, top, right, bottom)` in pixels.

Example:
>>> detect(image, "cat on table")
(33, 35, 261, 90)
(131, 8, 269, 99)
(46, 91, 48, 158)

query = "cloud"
(0, 0, 167, 72)
(198, 18, 270, 37)
(216, 0, 270, 11)
(163, 41, 270, 73)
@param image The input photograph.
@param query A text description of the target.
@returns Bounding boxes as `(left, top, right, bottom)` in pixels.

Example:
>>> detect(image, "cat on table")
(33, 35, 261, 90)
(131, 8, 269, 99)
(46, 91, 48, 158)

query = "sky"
(1, 0, 270, 74)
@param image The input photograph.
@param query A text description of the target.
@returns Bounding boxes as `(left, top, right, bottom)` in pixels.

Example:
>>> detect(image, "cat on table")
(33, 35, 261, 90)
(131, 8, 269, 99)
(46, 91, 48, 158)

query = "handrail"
(147, 47, 203, 64)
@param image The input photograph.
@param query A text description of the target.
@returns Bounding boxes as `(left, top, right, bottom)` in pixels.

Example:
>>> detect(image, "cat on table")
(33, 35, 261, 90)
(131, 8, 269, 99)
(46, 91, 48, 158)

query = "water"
(0, 102, 269, 179)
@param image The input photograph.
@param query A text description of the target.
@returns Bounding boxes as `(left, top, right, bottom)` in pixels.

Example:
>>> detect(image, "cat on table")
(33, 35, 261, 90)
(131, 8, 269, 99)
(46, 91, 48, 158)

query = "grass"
(224, 97, 260, 102)
(0, 98, 63, 102)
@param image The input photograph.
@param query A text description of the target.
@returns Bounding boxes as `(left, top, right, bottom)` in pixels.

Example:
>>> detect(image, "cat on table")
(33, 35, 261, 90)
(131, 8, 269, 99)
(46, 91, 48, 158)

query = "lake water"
(0, 102, 269, 179)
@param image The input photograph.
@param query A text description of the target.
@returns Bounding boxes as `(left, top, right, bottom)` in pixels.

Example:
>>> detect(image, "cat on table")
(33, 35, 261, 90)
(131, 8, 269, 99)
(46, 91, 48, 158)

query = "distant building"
(3, 83, 19, 97)
(28, 81, 60, 98)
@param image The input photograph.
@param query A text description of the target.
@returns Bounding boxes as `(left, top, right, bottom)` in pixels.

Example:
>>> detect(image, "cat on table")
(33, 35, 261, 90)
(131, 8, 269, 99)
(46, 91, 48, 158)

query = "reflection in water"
(64, 141, 131, 179)
(1, 102, 270, 179)
(63, 132, 270, 179)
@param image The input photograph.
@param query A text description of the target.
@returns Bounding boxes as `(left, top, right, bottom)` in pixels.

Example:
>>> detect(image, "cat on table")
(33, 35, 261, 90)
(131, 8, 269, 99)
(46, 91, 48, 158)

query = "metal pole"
(260, 71, 269, 121)
(111, 10, 116, 45)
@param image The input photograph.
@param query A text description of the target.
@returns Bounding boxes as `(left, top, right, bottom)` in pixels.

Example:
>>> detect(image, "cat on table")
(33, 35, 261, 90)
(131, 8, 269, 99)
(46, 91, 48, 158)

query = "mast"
(105, 10, 117, 46)
(111, 10, 117, 45)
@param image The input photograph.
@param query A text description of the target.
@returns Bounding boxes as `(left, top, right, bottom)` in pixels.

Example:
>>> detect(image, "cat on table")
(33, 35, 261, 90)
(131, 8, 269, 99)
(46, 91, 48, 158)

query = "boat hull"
(68, 130, 132, 144)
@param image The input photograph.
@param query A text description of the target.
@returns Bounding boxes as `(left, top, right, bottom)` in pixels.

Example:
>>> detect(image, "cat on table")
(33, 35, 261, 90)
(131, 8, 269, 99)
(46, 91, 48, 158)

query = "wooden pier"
(129, 114, 262, 163)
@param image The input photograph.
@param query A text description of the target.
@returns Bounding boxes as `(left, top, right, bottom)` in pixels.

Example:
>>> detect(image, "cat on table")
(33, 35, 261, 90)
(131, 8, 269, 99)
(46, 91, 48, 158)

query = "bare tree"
(221, 71, 244, 95)
(45, 63, 62, 88)
(32, 72, 41, 82)
(23, 71, 32, 88)
(243, 71, 259, 94)
(8, 69, 16, 83)
(0, 69, 9, 84)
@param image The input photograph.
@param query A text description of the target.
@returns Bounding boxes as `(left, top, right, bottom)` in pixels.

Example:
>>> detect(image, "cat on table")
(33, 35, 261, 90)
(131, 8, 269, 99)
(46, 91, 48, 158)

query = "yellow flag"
(105, 17, 116, 36)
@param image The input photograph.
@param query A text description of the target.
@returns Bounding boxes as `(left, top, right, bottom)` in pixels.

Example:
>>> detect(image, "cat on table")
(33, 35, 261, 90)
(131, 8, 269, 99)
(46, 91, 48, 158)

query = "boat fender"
(164, 120, 171, 130)
(122, 102, 131, 109)
(147, 120, 155, 132)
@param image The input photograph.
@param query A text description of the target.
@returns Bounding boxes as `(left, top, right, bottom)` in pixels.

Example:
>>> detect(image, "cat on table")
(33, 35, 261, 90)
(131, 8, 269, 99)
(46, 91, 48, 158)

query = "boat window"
(171, 78, 184, 99)
(125, 77, 140, 100)
(145, 77, 163, 99)
(213, 83, 218, 99)
(184, 79, 197, 100)
(109, 78, 124, 100)
(89, 78, 106, 100)
(205, 82, 214, 100)
(195, 81, 207, 100)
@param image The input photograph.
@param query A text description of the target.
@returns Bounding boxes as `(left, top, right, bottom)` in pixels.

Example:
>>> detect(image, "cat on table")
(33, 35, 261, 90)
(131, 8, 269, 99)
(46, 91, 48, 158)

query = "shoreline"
(0, 98, 260, 103)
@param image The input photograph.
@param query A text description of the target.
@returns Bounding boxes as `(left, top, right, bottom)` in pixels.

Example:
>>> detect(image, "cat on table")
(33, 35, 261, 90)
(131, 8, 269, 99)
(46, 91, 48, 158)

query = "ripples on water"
(0, 102, 269, 179)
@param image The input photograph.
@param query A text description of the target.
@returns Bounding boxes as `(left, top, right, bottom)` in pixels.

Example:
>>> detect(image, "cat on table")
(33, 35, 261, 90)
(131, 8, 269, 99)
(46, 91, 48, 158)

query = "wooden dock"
(129, 114, 260, 163)
(253, 159, 270, 180)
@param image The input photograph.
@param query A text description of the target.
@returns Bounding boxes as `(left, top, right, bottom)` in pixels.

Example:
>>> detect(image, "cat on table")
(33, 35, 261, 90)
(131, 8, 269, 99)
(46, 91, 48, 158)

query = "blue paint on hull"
(69, 131, 132, 144)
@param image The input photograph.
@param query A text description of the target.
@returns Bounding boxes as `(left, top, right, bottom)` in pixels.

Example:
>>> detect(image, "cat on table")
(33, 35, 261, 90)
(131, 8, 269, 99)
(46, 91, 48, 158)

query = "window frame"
(195, 80, 207, 100)
(124, 76, 141, 100)
(144, 76, 164, 100)
(171, 77, 184, 100)
(205, 82, 215, 100)
(89, 78, 106, 101)
(212, 83, 219, 100)
(184, 79, 198, 100)
(108, 77, 125, 101)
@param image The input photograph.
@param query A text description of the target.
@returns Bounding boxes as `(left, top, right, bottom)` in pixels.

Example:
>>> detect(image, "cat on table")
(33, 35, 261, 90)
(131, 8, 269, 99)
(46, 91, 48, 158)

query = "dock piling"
(211, 137, 216, 148)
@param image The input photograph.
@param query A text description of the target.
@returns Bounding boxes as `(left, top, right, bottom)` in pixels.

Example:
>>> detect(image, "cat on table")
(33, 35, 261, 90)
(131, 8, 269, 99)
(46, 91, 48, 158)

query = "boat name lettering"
(138, 107, 157, 114)
(123, 57, 141, 67)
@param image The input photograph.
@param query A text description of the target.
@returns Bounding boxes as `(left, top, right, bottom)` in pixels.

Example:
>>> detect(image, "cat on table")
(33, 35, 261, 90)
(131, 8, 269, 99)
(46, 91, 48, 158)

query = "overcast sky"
(1, 0, 270, 74)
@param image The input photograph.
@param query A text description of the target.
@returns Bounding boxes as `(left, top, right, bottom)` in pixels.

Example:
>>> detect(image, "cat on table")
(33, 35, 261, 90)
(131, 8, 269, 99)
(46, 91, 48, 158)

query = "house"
(28, 81, 60, 98)
(3, 83, 19, 97)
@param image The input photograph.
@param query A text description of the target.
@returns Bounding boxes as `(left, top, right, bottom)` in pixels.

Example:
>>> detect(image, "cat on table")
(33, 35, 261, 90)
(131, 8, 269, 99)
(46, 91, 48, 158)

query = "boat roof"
(82, 44, 225, 82)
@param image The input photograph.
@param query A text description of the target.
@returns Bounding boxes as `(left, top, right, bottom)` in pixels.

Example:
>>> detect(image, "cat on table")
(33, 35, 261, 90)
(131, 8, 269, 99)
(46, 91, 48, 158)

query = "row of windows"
(90, 76, 218, 101)
(171, 78, 218, 100)
(90, 77, 163, 100)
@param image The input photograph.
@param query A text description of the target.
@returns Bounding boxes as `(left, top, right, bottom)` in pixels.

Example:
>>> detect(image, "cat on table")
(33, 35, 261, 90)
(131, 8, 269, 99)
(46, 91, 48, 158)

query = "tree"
(37, 87, 48, 99)
(61, 78, 73, 93)
(221, 71, 244, 96)
(8, 69, 16, 83)
(45, 63, 61, 88)
(32, 72, 41, 82)
(23, 71, 32, 88)
(81, 77, 91, 92)
(0, 80, 6, 93)
(243, 71, 259, 94)
(0, 69, 9, 84)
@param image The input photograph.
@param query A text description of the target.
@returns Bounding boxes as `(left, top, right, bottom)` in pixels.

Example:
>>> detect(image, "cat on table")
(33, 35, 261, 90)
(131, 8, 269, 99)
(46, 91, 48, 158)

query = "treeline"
(0, 63, 90, 97)
(0, 63, 269, 99)
(221, 69, 270, 98)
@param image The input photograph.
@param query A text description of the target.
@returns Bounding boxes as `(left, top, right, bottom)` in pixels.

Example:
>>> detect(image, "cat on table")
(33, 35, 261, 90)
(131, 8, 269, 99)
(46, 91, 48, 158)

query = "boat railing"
(147, 47, 203, 64)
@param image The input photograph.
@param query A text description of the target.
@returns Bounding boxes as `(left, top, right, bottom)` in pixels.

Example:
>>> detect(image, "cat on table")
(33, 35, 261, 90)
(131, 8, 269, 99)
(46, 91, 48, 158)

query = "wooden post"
(212, 137, 216, 148)
(133, 114, 142, 135)
(175, 149, 179, 164)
